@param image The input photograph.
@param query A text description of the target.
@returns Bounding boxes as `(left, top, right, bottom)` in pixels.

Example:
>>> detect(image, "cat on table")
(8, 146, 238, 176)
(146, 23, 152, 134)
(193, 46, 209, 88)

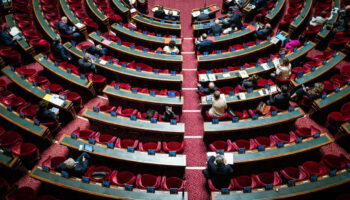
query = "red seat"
(138, 141, 161, 152)
(15, 67, 37, 76)
(4, 186, 36, 200)
(66, 91, 83, 109)
(110, 170, 136, 186)
(137, 111, 158, 120)
(257, 79, 274, 87)
(37, 195, 58, 200)
(295, 126, 320, 138)
(98, 104, 116, 113)
(327, 112, 345, 126)
(220, 87, 234, 95)
(93, 132, 116, 145)
(299, 161, 330, 176)
(232, 139, 256, 151)
(136, 174, 161, 189)
(163, 141, 185, 153)
(16, 104, 38, 118)
(161, 176, 185, 191)
(11, 142, 39, 161)
(27, 76, 49, 85)
(77, 41, 94, 50)
(209, 140, 233, 152)
(254, 136, 272, 147)
(30, 39, 51, 51)
(115, 138, 139, 149)
(85, 165, 112, 182)
(233, 175, 257, 190)
(205, 111, 227, 121)
(340, 102, 350, 121)
(330, 74, 347, 85)
(72, 127, 96, 139)
(41, 155, 66, 170)
(40, 119, 60, 132)
(116, 106, 138, 117)
(280, 166, 309, 181)
(0, 177, 9, 196)
(110, 81, 131, 90)
(2, 96, 26, 108)
(322, 154, 350, 170)
(0, 131, 23, 147)
(252, 172, 282, 187)
(340, 65, 350, 80)
(271, 132, 297, 145)
(208, 178, 234, 191)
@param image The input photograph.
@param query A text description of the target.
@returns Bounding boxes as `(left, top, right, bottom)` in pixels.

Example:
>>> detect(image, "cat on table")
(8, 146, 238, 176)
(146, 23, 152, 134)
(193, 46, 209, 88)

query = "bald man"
(255, 23, 272, 39)
(58, 17, 81, 40)
(197, 82, 218, 95)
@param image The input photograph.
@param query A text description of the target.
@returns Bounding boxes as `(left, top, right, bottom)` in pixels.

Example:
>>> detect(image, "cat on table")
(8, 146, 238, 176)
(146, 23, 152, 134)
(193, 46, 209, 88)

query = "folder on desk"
(102, 39, 112, 45)
(247, 25, 256, 31)
(207, 36, 215, 42)
(239, 70, 249, 78)
(192, 11, 200, 17)
(208, 74, 216, 81)
(199, 74, 208, 82)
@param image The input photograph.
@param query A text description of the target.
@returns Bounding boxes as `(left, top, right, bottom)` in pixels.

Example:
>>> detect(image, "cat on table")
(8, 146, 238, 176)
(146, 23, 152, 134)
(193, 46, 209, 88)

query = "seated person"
(55, 152, 90, 177)
(154, 5, 166, 19)
(78, 53, 97, 74)
(333, 13, 348, 34)
(86, 44, 107, 56)
(163, 40, 180, 54)
(203, 154, 234, 190)
(271, 57, 291, 80)
(241, 74, 258, 90)
(250, 0, 268, 12)
(228, 0, 248, 12)
(195, 33, 214, 55)
(291, 82, 324, 101)
(284, 34, 305, 50)
(36, 101, 59, 123)
(209, 91, 227, 118)
(221, 12, 243, 29)
(309, 10, 334, 27)
(267, 85, 290, 110)
(196, 8, 210, 21)
(209, 19, 222, 36)
(255, 23, 272, 39)
(51, 36, 72, 61)
(161, 106, 177, 122)
(58, 17, 81, 40)
(197, 81, 218, 95)
(164, 11, 178, 21)
(0, 25, 17, 47)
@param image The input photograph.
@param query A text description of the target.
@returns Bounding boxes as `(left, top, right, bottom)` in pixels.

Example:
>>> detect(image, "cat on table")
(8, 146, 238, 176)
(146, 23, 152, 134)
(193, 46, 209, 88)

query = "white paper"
(9, 27, 20, 37)
(99, 60, 107, 65)
(192, 11, 200, 17)
(270, 37, 280, 44)
(152, 7, 158, 12)
(262, 63, 270, 70)
(199, 74, 208, 82)
(273, 59, 280, 67)
(75, 23, 84, 29)
(49, 94, 64, 106)
(130, 8, 137, 13)
(208, 74, 216, 81)
(258, 90, 265, 96)
(172, 11, 179, 16)
(206, 95, 213, 102)
(207, 152, 234, 165)
(239, 70, 249, 78)
(238, 92, 246, 100)
(222, 73, 231, 78)
(270, 85, 277, 93)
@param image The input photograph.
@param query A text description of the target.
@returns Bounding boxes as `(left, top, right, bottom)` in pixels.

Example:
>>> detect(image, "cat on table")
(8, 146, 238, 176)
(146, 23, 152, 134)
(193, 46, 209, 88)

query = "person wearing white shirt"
(163, 40, 180, 54)
(271, 57, 291, 80)
(309, 10, 334, 26)
(209, 91, 227, 118)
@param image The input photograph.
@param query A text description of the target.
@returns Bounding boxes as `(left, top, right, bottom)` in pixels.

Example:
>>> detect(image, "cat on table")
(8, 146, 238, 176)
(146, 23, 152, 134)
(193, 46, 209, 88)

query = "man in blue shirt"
(51, 36, 72, 61)
(0, 25, 17, 47)
(58, 17, 81, 40)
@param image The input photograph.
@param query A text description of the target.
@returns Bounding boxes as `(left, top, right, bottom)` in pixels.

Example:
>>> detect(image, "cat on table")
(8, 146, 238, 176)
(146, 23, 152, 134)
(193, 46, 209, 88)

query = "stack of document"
(192, 11, 200, 17)
(239, 70, 249, 78)
(262, 63, 270, 70)
(44, 94, 65, 106)
(75, 23, 84, 29)
(9, 27, 20, 37)
(199, 74, 208, 82)
(208, 74, 216, 81)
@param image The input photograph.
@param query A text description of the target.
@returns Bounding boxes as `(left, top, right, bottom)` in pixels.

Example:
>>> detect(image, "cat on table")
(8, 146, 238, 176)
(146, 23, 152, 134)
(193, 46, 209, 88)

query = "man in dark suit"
(267, 85, 291, 110)
(86, 44, 107, 56)
(197, 82, 218, 95)
(0, 25, 17, 47)
(51, 36, 72, 61)
(203, 154, 234, 189)
(78, 53, 97, 74)
(209, 19, 222, 36)
(222, 12, 243, 29)
(154, 5, 165, 19)
(36, 101, 59, 123)
(164, 11, 178, 21)
(161, 106, 177, 122)
(55, 152, 90, 177)
(196, 33, 214, 55)
(251, 0, 268, 12)
(196, 8, 210, 21)
(255, 23, 272, 39)
(58, 17, 81, 40)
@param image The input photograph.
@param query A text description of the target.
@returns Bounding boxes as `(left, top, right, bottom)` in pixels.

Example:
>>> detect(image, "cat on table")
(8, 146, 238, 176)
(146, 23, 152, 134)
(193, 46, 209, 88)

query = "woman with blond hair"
(271, 57, 291, 80)
(291, 82, 324, 101)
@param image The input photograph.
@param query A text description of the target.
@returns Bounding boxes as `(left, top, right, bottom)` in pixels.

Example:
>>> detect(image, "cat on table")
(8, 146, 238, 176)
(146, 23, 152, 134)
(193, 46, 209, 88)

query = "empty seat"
(11, 142, 39, 162)
(115, 138, 138, 149)
(0, 131, 23, 147)
(254, 136, 273, 147)
(93, 132, 116, 145)
(4, 186, 36, 200)
(163, 141, 185, 153)
(116, 106, 138, 117)
(252, 172, 282, 187)
(41, 155, 66, 170)
(299, 161, 330, 176)
(232, 139, 256, 151)
(110, 170, 136, 186)
(138, 141, 161, 152)
(72, 127, 96, 139)
(136, 174, 161, 189)
(232, 175, 257, 190)
(280, 166, 309, 181)
(85, 165, 112, 182)
(209, 140, 233, 152)
(322, 154, 350, 170)
(161, 176, 185, 191)
(295, 126, 320, 138)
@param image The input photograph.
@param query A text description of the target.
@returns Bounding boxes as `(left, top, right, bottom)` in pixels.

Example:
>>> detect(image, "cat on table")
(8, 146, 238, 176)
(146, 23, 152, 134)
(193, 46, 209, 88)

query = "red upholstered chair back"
(280, 167, 300, 180)
(0, 131, 23, 147)
(141, 174, 158, 187)
(4, 186, 36, 200)
(118, 171, 136, 184)
(255, 136, 270, 147)
(211, 140, 228, 151)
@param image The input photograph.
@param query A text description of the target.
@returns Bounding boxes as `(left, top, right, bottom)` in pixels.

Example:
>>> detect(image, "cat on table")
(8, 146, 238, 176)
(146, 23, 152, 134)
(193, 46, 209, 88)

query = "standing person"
(51, 36, 72, 61)
(271, 57, 291, 80)
(58, 17, 81, 40)
(36, 101, 59, 123)
(154, 5, 165, 19)
(78, 53, 97, 74)
(291, 82, 324, 101)
(195, 33, 214, 55)
(197, 82, 218, 95)
(209, 91, 227, 118)
(55, 152, 90, 177)
(0, 25, 17, 47)
(163, 40, 180, 54)
(203, 154, 234, 189)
